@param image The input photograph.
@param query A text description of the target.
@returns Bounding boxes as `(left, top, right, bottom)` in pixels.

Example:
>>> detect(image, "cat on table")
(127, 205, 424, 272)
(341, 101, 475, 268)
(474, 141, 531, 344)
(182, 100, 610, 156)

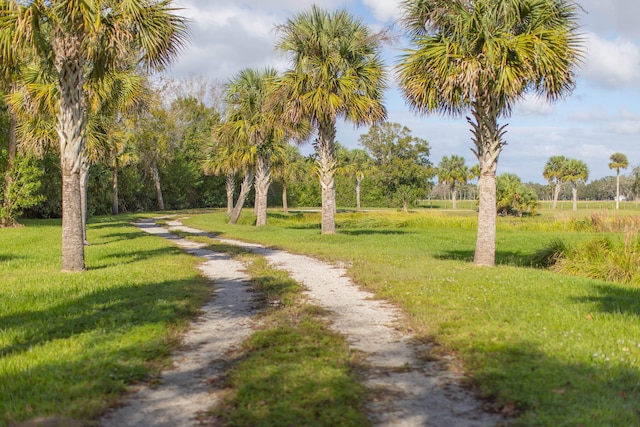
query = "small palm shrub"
(529, 238, 568, 268)
(551, 231, 640, 285)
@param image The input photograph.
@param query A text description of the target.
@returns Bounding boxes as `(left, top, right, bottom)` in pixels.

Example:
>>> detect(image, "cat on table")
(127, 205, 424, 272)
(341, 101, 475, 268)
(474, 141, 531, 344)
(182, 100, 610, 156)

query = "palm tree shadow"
(575, 284, 640, 317)
(435, 250, 530, 266)
(339, 229, 413, 236)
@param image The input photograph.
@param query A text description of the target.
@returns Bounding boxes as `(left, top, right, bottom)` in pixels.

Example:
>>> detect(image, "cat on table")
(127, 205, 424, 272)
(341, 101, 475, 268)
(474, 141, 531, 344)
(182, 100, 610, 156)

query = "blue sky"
(172, 0, 640, 184)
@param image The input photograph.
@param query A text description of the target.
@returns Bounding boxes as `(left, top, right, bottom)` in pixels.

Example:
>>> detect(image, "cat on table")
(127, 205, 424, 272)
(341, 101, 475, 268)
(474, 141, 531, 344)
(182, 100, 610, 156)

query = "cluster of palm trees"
(1, 0, 583, 270)
(543, 155, 590, 211)
(208, 0, 582, 267)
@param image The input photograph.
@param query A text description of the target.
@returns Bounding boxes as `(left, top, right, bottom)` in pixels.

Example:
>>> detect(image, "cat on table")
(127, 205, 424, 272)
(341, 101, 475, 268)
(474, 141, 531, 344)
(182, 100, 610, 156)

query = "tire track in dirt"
(102, 218, 504, 426)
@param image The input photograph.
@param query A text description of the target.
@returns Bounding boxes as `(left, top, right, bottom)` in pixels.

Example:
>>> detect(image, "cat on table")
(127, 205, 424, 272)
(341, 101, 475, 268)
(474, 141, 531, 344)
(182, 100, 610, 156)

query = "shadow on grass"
(89, 246, 185, 270)
(574, 284, 640, 317)
(0, 276, 212, 359)
(435, 250, 532, 266)
(339, 229, 413, 236)
(470, 340, 640, 425)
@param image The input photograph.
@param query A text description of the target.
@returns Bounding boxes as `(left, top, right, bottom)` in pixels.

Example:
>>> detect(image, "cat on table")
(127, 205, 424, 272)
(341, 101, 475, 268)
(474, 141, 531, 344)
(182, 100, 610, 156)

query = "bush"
(551, 233, 640, 285)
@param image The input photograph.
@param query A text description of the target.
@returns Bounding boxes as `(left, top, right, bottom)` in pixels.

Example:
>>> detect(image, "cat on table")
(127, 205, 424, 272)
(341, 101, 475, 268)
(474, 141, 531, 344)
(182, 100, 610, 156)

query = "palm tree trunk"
(55, 33, 86, 272)
(282, 180, 289, 214)
(150, 161, 165, 211)
(229, 170, 254, 225)
(452, 187, 458, 210)
(2, 111, 17, 227)
(254, 151, 271, 227)
(470, 100, 504, 267)
(225, 173, 235, 216)
(616, 172, 620, 210)
(552, 182, 561, 209)
(572, 183, 578, 211)
(80, 158, 90, 245)
(356, 177, 361, 210)
(317, 120, 337, 234)
(112, 163, 119, 215)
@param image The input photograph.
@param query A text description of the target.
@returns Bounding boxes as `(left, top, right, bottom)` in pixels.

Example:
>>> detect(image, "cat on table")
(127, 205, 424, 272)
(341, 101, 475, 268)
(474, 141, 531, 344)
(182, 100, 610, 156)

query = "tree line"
(0, 0, 588, 269)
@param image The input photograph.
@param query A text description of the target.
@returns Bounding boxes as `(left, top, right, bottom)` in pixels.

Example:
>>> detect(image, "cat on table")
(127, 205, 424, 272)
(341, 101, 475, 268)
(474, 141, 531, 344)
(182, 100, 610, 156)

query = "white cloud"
(577, 0, 640, 40)
(362, 0, 403, 22)
(514, 94, 556, 117)
(582, 32, 640, 89)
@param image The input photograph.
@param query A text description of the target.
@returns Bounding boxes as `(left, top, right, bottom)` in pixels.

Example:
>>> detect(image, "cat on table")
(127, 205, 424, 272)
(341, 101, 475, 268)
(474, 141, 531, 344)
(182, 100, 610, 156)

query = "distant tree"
(563, 158, 589, 211)
(437, 155, 468, 209)
(496, 173, 539, 217)
(271, 144, 306, 214)
(543, 155, 569, 210)
(348, 149, 373, 210)
(276, 5, 387, 234)
(360, 122, 433, 211)
(632, 166, 640, 201)
(609, 152, 629, 209)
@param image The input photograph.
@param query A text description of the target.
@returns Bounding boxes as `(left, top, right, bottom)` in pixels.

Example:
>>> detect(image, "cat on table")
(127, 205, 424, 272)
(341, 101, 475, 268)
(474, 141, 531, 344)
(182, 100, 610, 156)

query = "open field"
(182, 209, 640, 426)
(2, 208, 640, 426)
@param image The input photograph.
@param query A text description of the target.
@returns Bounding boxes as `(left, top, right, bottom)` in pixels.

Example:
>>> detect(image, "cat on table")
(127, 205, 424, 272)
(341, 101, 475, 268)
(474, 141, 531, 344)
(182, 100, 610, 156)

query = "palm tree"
(438, 155, 468, 210)
(271, 143, 306, 214)
(0, 0, 187, 271)
(543, 155, 569, 209)
(349, 149, 373, 210)
(563, 158, 589, 211)
(397, 0, 582, 266)
(222, 68, 284, 226)
(275, 5, 387, 234)
(609, 152, 629, 209)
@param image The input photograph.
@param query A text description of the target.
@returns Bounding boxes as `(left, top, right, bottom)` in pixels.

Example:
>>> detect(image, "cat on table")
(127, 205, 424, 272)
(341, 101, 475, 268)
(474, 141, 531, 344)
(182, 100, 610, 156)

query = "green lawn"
(3, 209, 640, 426)
(0, 217, 210, 426)
(182, 209, 640, 426)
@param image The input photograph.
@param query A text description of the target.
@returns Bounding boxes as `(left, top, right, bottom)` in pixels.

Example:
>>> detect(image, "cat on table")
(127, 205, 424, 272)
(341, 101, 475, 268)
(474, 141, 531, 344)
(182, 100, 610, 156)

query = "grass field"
(2, 207, 640, 426)
(0, 217, 210, 426)
(182, 208, 640, 426)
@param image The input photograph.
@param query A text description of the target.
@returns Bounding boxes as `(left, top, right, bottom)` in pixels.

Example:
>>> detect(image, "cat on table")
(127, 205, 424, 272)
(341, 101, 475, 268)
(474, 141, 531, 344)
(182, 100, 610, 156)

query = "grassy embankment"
(182, 208, 640, 426)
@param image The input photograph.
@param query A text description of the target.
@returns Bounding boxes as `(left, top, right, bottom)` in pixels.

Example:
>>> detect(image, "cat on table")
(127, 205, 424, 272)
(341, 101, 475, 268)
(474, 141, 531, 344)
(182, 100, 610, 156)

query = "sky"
(171, 0, 640, 184)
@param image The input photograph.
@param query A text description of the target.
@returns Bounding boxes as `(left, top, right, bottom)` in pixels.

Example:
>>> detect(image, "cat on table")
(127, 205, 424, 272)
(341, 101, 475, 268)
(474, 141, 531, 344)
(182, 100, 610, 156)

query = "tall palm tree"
(0, 0, 187, 271)
(563, 158, 589, 211)
(543, 155, 569, 209)
(397, 0, 582, 266)
(609, 152, 629, 210)
(276, 5, 387, 234)
(438, 155, 469, 210)
(222, 68, 284, 226)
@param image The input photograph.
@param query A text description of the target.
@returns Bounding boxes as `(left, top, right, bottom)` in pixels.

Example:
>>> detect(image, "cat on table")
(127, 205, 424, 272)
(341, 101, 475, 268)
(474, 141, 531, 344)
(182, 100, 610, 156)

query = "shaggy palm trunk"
(229, 170, 254, 224)
(572, 183, 578, 211)
(225, 173, 235, 216)
(2, 111, 17, 227)
(552, 182, 561, 209)
(54, 32, 86, 272)
(282, 181, 289, 214)
(355, 177, 361, 210)
(317, 121, 337, 234)
(150, 162, 165, 211)
(80, 159, 90, 245)
(470, 99, 504, 267)
(255, 151, 271, 227)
